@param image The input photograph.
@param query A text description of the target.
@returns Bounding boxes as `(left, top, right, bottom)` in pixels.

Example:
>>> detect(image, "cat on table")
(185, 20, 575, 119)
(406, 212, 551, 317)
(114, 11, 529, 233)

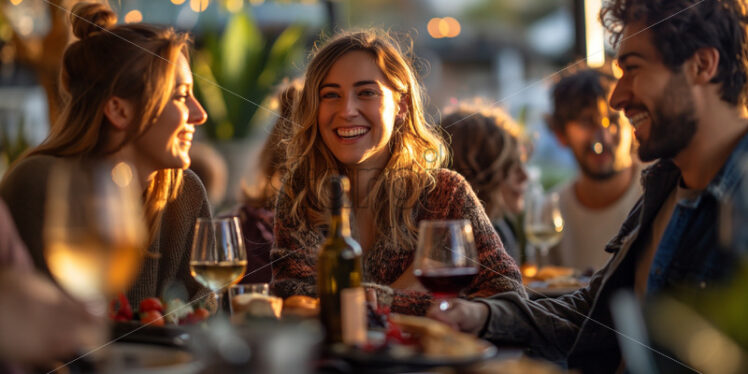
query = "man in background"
(428, 0, 748, 372)
(548, 69, 641, 272)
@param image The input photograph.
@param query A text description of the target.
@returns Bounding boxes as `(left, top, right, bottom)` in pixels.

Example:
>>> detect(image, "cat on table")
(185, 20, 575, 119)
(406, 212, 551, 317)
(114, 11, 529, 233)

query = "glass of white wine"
(190, 217, 247, 314)
(524, 189, 564, 269)
(44, 160, 147, 317)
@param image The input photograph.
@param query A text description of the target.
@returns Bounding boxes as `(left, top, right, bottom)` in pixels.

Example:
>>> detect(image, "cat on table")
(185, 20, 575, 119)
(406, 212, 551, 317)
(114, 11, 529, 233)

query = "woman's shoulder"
(5, 154, 58, 176)
(1, 154, 59, 192)
(430, 168, 470, 193)
(181, 168, 209, 200)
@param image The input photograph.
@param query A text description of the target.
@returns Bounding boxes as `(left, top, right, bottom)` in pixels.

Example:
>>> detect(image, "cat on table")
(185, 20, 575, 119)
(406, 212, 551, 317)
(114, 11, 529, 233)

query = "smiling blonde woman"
(270, 29, 525, 315)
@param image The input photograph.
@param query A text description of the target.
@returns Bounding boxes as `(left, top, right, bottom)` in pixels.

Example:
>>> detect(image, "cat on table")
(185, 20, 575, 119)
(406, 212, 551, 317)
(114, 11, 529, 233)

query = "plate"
(328, 338, 498, 369)
(89, 342, 202, 374)
(112, 322, 192, 348)
(525, 276, 590, 299)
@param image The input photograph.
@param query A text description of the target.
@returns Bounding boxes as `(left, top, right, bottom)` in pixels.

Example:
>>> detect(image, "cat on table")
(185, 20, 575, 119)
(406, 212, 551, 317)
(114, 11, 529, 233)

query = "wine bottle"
(317, 175, 366, 345)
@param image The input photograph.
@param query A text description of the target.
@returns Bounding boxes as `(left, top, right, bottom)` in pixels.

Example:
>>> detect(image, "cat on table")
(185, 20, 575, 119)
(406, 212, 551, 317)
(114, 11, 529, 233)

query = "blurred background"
(0, 0, 609, 210)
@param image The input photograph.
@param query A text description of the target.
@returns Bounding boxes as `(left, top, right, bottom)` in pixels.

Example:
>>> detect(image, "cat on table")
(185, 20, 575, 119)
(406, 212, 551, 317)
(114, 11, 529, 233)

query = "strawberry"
(140, 310, 165, 327)
(139, 297, 164, 313)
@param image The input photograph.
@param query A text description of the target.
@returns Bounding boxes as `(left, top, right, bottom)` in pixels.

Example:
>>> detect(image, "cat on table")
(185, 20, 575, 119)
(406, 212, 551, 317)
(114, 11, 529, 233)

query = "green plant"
(0, 114, 30, 166)
(192, 12, 306, 140)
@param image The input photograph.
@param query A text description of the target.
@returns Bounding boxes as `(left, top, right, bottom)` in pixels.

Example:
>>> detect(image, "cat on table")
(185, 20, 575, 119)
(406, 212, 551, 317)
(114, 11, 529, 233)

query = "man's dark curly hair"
(548, 68, 616, 132)
(601, 0, 748, 107)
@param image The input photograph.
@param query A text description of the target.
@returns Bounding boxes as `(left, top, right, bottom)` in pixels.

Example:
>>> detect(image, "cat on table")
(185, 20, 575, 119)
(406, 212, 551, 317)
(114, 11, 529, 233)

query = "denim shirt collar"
(704, 130, 748, 201)
(640, 130, 748, 206)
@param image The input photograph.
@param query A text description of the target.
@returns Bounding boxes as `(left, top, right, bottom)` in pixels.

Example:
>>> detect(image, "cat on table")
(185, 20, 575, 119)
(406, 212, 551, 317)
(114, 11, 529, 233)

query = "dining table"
(61, 316, 565, 374)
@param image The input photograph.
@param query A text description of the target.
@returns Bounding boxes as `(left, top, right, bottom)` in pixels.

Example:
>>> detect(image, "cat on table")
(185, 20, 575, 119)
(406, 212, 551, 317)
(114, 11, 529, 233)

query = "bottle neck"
(329, 207, 351, 238)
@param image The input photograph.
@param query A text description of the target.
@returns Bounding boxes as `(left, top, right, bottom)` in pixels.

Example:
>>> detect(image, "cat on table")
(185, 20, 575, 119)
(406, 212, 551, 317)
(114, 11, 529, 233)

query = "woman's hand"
(0, 269, 107, 366)
(426, 298, 489, 335)
(389, 262, 428, 292)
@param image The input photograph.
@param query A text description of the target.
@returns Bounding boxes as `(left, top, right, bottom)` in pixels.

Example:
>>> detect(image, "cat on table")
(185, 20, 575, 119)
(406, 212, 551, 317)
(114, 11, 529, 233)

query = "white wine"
(46, 238, 144, 300)
(525, 225, 563, 249)
(190, 261, 247, 291)
(318, 176, 366, 345)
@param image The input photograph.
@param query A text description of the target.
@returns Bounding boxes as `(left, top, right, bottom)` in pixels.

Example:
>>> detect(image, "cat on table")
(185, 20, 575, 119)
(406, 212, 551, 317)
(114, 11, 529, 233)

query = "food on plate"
(232, 293, 282, 318)
(544, 276, 584, 288)
(139, 297, 164, 313)
(282, 295, 319, 318)
(389, 314, 486, 358)
(140, 310, 165, 326)
(534, 266, 575, 281)
(109, 293, 209, 326)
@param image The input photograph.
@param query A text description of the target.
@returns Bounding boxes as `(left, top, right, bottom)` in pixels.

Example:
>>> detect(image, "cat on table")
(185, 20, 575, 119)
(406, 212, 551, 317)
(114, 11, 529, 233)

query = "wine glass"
(190, 217, 247, 314)
(44, 160, 147, 316)
(523, 189, 564, 269)
(413, 220, 479, 311)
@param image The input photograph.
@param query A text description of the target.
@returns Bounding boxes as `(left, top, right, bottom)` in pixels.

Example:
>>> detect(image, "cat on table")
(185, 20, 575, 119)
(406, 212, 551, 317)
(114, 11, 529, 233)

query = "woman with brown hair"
(235, 79, 300, 283)
(0, 2, 210, 306)
(271, 29, 525, 316)
(440, 102, 529, 262)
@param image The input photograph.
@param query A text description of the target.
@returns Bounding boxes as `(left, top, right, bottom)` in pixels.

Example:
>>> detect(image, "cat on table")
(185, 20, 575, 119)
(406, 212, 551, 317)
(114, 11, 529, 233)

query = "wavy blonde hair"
(440, 101, 524, 220)
(283, 29, 447, 250)
(21, 2, 191, 244)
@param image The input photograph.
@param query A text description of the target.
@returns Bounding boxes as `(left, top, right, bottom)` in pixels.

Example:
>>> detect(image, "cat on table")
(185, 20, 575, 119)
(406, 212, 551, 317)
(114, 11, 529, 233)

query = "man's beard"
(576, 148, 620, 181)
(638, 71, 698, 162)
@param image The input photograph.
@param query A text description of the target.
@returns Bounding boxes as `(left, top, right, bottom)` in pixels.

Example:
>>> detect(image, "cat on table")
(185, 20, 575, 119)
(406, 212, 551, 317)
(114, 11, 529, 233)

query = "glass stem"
(214, 291, 225, 315)
(538, 245, 550, 268)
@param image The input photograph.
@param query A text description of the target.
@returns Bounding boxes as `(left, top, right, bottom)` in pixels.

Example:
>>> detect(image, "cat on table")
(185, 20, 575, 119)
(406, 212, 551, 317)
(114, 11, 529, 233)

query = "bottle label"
(340, 287, 366, 345)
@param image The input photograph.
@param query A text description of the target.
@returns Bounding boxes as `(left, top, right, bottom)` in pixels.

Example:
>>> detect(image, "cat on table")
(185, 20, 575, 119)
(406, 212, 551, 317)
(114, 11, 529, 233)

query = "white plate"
(91, 342, 202, 374)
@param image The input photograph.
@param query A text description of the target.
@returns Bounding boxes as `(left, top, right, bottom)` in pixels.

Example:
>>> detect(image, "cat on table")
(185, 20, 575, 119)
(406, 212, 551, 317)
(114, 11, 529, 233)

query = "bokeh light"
(124, 10, 143, 24)
(427, 18, 443, 39)
(442, 17, 460, 38)
(17, 15, 33, 36)
(190, 0, 210, 12)
(428, 17, 461, 39)
(225, 0, 244, 12)
(171, 0, 187, 4)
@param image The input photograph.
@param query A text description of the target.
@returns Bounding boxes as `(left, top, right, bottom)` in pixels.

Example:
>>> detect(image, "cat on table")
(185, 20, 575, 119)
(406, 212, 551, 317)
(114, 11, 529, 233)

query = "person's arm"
(429, 264, 604, 362)
(0, 199, 33, 271)
(269, 190, 321, 298)
(0, 156, 53, 274)
(0, 268, 106, 366)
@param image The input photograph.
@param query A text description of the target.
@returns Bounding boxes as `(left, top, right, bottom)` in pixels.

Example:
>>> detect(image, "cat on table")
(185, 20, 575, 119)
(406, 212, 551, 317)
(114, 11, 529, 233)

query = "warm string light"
(427, 17, 461, 39)
(225, 0, 243, 12)
(585, 0, 605, 68)
(190, 0, 210, 12)
(124, 10, 143, 24)
(10, 0, 23, 5)
(171, 0, 187, 5)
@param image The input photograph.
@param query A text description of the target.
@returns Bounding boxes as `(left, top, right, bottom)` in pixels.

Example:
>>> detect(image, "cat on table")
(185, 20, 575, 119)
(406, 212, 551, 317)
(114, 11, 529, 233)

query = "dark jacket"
(478, 132, 748, 373)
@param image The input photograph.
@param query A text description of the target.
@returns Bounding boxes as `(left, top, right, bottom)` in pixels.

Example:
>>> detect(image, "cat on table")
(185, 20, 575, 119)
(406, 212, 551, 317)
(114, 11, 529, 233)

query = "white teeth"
(336, 127, 368, 138)
(628, 113, 649, 128)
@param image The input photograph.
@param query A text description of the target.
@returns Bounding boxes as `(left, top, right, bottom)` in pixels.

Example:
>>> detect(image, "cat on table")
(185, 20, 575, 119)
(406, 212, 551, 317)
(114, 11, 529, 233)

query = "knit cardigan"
(270, 168, 525, 315)
(0, 155, 212, 307)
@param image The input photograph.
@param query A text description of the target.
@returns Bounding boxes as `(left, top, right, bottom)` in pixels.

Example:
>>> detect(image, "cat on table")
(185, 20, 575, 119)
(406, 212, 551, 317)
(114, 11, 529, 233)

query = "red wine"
(415, 267, 478, 298)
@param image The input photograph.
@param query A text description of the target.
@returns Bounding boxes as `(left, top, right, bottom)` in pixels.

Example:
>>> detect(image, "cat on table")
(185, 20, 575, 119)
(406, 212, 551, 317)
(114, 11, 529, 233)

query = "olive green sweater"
(0, 155, 211, 306)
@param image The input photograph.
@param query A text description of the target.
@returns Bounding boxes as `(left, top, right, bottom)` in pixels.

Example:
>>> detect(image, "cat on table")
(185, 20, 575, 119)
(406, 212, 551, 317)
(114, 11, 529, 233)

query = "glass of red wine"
(413, 220, 479, 311)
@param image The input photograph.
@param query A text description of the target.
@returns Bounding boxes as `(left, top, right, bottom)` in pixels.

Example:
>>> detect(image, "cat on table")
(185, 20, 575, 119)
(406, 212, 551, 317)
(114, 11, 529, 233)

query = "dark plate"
(112, 322, 192, 348)
(328, 339, 498, 369)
